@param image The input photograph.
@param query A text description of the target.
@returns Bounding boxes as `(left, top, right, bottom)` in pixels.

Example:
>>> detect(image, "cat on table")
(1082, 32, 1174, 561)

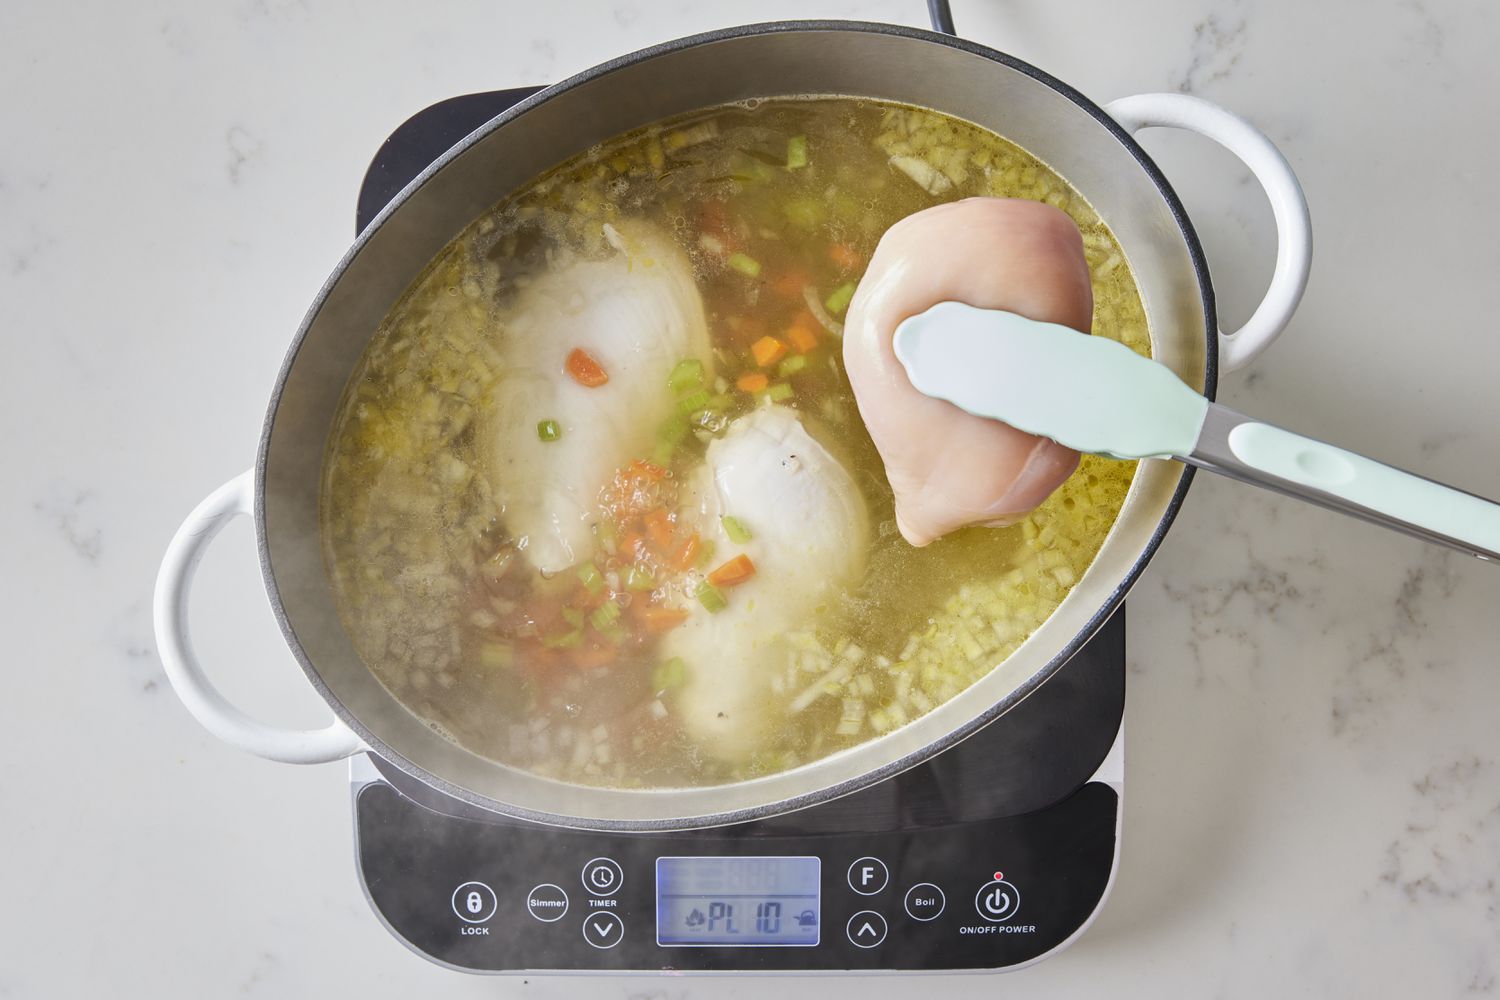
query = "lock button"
(452, 881, 498, 923)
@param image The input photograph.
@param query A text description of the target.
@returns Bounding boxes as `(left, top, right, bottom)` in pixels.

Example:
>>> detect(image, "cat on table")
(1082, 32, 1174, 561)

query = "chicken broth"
(320, 97, 1150, 787)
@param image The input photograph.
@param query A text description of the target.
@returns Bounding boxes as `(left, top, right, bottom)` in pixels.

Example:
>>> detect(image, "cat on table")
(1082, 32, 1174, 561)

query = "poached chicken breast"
(843, 197, 1093, 546)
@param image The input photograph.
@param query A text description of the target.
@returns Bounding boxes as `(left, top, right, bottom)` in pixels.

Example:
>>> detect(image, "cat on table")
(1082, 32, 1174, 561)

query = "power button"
(974, 877, 1021, 923)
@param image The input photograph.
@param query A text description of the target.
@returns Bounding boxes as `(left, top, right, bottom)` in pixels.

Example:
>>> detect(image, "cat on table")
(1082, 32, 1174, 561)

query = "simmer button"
(525, 883, 569, 923)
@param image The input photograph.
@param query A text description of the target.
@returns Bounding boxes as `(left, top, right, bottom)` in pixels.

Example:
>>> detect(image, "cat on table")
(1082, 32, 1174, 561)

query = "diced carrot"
(771, 270, 809, 299)
(521, 641, 565, 674)
(619, 530, 648, 561)
(736, 372, 769, 393)
(570, 642, 618, 669)
(707, 554, 757, 588)
(786, 316, 819, 354)
(637, 605, 691, 634)
(644, 508, 674, 549)
(631, 459, 668, 481)
(751, 336, 788, 368)
(565, 347, 609, 387)
(830, 243, 861, 270)
(671, 533, 701, 571)
(699, 199, 728, 238)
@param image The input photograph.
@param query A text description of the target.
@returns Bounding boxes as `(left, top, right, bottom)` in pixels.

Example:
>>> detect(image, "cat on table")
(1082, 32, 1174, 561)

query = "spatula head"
(893, 302, 1209, 461)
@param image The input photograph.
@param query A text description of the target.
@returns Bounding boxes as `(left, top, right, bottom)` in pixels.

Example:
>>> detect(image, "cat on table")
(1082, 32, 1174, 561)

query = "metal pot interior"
(258, 22, 1212, 829)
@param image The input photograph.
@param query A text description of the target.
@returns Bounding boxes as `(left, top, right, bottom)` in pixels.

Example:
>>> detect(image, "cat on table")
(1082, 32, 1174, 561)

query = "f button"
(847, 857, 889, 895)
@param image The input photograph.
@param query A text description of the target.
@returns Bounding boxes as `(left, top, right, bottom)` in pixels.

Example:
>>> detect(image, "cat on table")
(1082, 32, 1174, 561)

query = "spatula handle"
(1187, 405, 1500, 562)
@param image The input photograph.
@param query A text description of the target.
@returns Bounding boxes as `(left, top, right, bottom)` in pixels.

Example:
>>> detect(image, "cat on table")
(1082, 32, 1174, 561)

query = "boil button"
(904, 882, 945, 921)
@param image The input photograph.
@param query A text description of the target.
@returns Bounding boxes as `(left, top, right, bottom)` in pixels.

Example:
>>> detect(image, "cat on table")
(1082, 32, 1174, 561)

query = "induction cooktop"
(347, 86, 1125, 975)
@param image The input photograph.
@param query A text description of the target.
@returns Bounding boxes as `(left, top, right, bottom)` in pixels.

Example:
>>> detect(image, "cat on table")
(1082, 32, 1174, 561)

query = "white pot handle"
(1104, 93, 1312, 372)
(152, 470, 365, 764)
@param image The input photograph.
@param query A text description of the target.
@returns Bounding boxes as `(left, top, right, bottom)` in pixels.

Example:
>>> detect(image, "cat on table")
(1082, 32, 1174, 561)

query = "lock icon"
(452, 881, 497, 923)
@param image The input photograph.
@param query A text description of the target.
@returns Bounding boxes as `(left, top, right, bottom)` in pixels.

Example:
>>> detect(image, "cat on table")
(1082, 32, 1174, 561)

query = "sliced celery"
(696, 582, 728, 613)
(658, 413, 692, 445)
(824, 282, 857, 315)
(651, 656, 688, 692)
(576, 563, 605, 595)
(786, 135, 808, 170)
(542, 629, 582, 649)
(784, 198, 824, 229)
(721, 515, 753, 544)
(727, 252, 761, 277)
(778, 355, 808, 377)
(676, 388, 712, 415)
(667, 358, 705, 393)
(590, 601, 621, 630)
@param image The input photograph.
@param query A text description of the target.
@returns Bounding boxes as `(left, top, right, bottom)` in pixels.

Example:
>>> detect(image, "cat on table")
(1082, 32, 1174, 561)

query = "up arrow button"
(845, 910, 888, 948)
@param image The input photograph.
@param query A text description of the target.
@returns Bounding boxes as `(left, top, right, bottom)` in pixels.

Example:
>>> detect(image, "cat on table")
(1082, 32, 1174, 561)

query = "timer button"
(582, 911, 624, 949)
(452, 881, 497, 924)
(974, 878, 1021, 922)
(525, 883, 569, 923)
(903, 882, 945, 921)
(582, 857, 624, 897)
(847, 857, 889, 895)
(846, 910, 888, 948)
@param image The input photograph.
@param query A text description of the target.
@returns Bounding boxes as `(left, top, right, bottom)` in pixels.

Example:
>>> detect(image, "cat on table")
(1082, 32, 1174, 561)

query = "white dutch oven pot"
(154, 22, 1310, 830)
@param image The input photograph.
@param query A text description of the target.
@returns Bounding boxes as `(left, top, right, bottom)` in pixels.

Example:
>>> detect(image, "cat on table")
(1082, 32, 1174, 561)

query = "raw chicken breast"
(666, 406, 870, 762)
(481, 222, 712, 574)
(843, 197, 1093, 546)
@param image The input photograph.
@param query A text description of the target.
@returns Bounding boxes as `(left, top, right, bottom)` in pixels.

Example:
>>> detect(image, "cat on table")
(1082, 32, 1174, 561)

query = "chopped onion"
(889, 154, 954, 195)
(802, 284, 844, 338)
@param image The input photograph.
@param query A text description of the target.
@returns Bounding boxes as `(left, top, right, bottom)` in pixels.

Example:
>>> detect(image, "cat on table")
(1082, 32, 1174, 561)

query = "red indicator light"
(992, 871, 1004, 882)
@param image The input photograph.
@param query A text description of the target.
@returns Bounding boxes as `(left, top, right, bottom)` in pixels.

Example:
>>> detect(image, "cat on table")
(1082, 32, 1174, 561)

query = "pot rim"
(255, 18, 1218, 831)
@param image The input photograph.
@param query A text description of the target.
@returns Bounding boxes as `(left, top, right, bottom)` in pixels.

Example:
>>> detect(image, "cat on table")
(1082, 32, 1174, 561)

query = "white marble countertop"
(4, 0, 1499, 995)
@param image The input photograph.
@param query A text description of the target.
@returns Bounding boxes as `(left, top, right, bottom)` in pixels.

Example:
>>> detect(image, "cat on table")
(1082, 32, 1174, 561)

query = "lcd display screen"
(656, 856, 821, 947)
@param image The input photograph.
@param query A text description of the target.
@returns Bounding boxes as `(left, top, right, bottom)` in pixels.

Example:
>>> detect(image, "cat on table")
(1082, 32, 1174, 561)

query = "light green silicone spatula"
(894, 301, 1500, 563)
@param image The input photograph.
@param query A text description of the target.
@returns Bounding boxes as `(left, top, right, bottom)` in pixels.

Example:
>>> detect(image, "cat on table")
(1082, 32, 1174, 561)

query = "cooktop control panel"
(353, 778, 1117, 972)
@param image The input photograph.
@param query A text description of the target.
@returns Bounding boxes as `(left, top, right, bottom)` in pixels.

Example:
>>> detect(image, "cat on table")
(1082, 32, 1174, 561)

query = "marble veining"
(2, 0, 1498, 997)
(33, 482, 104, 563)
(1171, 6, 1247, 95)
(226, 126, 264, 184)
